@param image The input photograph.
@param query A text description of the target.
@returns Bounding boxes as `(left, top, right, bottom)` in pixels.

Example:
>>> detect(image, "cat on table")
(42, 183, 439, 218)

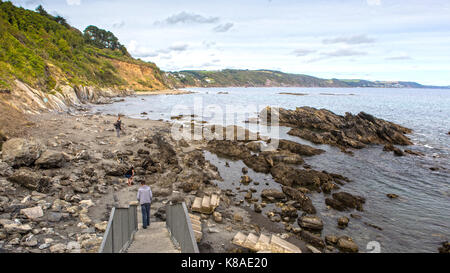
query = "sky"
(10, 0, 450, 86)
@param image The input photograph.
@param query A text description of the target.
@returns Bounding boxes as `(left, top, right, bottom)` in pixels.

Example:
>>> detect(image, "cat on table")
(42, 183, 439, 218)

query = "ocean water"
(93, 87, 450, 253)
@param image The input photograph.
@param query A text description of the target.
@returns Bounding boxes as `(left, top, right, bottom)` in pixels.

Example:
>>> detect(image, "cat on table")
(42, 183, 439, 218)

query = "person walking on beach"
(137, 181, 152, 229)
(125, 166, 135, 186)
(114, 115, 122, 138)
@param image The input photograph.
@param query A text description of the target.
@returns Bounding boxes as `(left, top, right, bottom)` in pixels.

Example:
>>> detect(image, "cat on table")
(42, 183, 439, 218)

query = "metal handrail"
(166, 202, 199, 253)
(98, 204, 138, 253)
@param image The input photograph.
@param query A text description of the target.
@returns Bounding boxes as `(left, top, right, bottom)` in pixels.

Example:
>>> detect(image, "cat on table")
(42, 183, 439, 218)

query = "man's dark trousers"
(141, 203, 150, 228)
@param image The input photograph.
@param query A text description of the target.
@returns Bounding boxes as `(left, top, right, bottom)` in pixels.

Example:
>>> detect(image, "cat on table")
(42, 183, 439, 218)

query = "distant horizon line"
(163, 68, 450, 88)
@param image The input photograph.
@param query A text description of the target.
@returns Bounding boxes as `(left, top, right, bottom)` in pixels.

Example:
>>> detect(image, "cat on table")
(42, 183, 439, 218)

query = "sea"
(92, 87, 450, 253)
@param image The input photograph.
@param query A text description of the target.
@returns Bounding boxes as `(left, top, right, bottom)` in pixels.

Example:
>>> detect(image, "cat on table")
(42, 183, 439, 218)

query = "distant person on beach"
(114, 115, 122, 138)
(125, 166, 135, 186)
(137, 180, 152, 229)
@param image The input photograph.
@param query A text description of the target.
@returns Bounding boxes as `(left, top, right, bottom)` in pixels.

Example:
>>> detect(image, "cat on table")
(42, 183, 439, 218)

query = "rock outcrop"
(1, 138, 44, 167)
(325, 192, 366, 211)
(260, 106, 412, 150)
(35, 150, 71, 169)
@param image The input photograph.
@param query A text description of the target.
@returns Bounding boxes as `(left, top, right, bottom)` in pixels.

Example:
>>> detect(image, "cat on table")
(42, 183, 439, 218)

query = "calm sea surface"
(93, 87, 450, 253)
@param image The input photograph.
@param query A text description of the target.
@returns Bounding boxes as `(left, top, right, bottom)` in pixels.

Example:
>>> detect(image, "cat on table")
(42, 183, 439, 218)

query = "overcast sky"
(10, 0, 450, 85)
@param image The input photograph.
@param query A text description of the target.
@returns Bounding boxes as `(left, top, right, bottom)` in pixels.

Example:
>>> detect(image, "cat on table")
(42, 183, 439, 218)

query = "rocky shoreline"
(0, 95, 444, 253)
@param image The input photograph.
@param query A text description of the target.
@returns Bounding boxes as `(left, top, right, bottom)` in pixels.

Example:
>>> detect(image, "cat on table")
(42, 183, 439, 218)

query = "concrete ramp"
(126, 206, 180, 253)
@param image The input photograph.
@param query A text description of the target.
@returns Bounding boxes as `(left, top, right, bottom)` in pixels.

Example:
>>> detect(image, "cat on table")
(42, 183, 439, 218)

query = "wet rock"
(1, 138, 44, 167)
(278, 139, 325, 156)
(240, 175, 252, 184)
(271, 162, 340, 190)
(233, 213, 243, 222)
(386, 193, 399, 199)
(383, 144, 404, 156)
(404, 149, 424, 156)
(364, 222, 383, 231)
(243, 155, 272, 173)
(325, 235, 338, 245)
(281, 186, 316, 214)
(270, 214, 281, 222)
(300, 230, 325, 248)
(254, 203, 262, 213)
(350, 214, 362, 219)
(280, 205, 298, 219)
(262, 106, 412, 150)
(7, 168, 51, 192)
(35, 150, 70, 169)
(298, 215, 323, 231)
(321, 181, 339, 194)
(337, 236, 359, 253)
(337, 216, 349, 228)
(207, 140, 252, 160)
(245, 141, 261, 152)
(261, 189, 285, 200)
(438, 241, 450, 253)
(244, 191, 252, 200)
(325, 192, 365, 211)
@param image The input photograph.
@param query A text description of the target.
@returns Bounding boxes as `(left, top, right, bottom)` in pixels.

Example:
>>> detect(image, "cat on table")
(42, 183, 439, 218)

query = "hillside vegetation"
(0, 1, 166, 91)
(165, 69, 441, 89)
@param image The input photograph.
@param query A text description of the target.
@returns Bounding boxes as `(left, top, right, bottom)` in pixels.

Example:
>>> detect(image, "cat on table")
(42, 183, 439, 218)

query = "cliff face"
(0, 79, 136, 138)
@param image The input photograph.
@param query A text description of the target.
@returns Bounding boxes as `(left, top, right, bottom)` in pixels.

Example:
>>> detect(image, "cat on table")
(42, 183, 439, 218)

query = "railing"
(166, 202, 199, 253)
(98, 205, 138, 253)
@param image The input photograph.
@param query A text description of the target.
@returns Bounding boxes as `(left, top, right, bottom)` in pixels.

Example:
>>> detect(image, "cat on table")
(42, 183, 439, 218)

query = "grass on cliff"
(0, 1, 165, 91)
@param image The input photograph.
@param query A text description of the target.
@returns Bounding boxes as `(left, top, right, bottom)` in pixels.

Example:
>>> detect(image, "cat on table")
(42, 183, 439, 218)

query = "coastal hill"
(0, 1, 167, 92)
(165, 69, 446, 89)
(0, 1, 167, 135)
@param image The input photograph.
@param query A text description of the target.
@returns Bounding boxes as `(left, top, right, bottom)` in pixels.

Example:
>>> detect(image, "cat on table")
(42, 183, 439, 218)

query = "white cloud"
(154, 11, 219, 25)
(366, 0, 381, 6)
(213, 23, 234, 32)
(292, 49, 316, 56)
(385, 55, 412, 61)
(168, 43, 189, 52)
(323, 34, 375, 44)
(66, 0, 81, 6)
(322, 49, 368, 57)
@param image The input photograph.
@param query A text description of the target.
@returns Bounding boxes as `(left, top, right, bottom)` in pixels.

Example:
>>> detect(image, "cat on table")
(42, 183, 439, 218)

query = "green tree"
(83, 25, 124, 51)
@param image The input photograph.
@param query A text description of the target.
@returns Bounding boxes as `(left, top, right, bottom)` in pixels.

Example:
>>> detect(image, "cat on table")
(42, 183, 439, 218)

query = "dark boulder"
(7, 168, 51, 192)
(282, 186, 316, 214)
(326, 192, 365, 211)
(300, 230, 325, 248)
